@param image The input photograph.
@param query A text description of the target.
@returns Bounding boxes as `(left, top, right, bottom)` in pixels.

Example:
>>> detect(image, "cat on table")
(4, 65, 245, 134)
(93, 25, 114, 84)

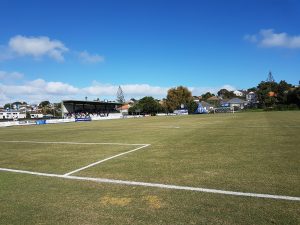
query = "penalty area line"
(0, 140, 148, 146)
(0, 167, 299, 201)
(63, 144, 151, 176)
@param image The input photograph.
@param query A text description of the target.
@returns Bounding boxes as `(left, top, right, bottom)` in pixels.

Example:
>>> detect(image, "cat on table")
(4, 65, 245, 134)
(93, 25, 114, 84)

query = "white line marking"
(158, 126, 180, 129)
(0, 167, 299, 201)
(0, 140, 148, 146)
(63, 144, 150, 176)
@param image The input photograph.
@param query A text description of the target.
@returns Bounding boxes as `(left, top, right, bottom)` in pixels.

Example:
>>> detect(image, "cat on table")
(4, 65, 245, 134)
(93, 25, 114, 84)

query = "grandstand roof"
(62, 100, 122, 106)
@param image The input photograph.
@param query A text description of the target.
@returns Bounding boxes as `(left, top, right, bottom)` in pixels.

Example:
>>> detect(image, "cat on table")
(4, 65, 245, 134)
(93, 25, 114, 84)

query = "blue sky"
(0, 0, 299, 104)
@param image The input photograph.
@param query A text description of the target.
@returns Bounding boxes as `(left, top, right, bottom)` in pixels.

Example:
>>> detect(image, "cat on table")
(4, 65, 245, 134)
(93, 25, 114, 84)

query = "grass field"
(0, 111, 299, 224)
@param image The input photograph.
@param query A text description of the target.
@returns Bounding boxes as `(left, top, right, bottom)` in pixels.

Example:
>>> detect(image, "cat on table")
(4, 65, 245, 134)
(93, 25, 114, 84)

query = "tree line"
(254, 80, 300, 109)
(128, 86, 198, 115)
(128, 76, 300, 115)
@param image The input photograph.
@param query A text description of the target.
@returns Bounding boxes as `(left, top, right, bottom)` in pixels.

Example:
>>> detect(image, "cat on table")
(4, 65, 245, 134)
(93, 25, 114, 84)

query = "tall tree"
(4, 103, 11, 109)
(256, 81, 278, 107)
(187, 101, 198, 114)
(128, 96, 161, 115)
(277, 80, 292, 104)
(160, 98, 169, 113)
(116, 86, 125, 103)
(39, 101, 51, 114)
(286, 87, 300, 107)
(217, 89, 235, 99)
(166, 86, 193, 112)
(139, 96, 161, 115)
(266, 71, 275, 82)
(247, 87, 257, 92)
(201, 92, 215, 101)
(52, 102, 62, 117)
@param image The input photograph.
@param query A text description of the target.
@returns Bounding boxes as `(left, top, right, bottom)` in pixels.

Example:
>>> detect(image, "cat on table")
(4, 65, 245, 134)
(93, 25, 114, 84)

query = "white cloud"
(0, 46, 14, 61)
(220, 84, 236, 91)
(45, 81, 79, 94)
(245, 29, 300, 49)
(82, 83, 168, 97)
(1, 35, 106, 63)
(78, 51, 104, 63)
(27, 78, 47, 87)
(0, 79, 78, 97)
(244, 34, 257, 43)
(8, 35, 68, 61)
(0, 71, 24, 80)
(122, 84, 168, 96)
(0, 88, 10, 104)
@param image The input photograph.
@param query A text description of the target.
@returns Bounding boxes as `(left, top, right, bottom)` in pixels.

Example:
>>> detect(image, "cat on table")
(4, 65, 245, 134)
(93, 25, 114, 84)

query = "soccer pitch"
(0, 111, 299, 224)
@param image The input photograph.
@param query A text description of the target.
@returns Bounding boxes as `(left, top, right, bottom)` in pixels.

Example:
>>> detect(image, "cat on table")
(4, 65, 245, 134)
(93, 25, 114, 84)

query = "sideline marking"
(159, 126, 180, 129)
(0, 167, 299, 201)
(63, 144, 150, 176)
(0, 140, 148, 146)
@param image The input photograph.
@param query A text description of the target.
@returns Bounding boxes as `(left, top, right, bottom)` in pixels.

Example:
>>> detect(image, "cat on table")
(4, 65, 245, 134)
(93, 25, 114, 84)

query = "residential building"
(246, 92, 257, 104)
(117, 104, 130, 114)
(200, 101, 214, 111)
(233, 90, 244, 97)
(226, 98, 248, 110)
(0, 110, 26, 120)
(206, 96, 222, 107)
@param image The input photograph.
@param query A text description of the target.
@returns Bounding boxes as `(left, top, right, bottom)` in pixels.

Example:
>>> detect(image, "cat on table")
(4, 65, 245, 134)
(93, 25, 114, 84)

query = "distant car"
(43, 114, 54, 119)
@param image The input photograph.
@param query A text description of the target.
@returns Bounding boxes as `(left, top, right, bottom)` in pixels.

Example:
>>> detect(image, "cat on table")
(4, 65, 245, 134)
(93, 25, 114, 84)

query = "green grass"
(0, 111, 299, 224)
(0, 142, 135, 173)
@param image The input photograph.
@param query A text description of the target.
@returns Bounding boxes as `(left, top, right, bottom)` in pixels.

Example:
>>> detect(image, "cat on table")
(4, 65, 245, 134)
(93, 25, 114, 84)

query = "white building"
(117, 104, 130, 114)
(233, 90, 244, 97)
(0, 111, 26, 120)
(226, 98, 248, 110)
(30, 113, 44, 119)
(246, 92, 257, 103)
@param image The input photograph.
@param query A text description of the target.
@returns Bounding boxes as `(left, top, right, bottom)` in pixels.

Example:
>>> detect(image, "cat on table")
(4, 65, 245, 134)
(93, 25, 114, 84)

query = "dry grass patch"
(143, 195, 163, 209)
(100, 196, 132, 207)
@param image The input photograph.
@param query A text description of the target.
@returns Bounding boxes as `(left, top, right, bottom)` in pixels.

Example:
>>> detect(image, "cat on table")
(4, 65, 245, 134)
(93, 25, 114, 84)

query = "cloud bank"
(0, 71, 236, 105)
(245, 29, 300, 49)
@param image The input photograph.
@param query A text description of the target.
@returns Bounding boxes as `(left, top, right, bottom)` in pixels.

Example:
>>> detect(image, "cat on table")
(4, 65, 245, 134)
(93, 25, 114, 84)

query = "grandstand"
(61, 100, 122, 118)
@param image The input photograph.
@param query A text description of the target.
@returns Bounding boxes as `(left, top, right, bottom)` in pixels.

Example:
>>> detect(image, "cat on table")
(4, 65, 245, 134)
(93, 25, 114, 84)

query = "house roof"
(227, 98, 247, 104)
(200, 101, 212, 107)
(207, 96, 221, 101)
(0, 110, 22, 113)
(117, 104, 130, 110)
